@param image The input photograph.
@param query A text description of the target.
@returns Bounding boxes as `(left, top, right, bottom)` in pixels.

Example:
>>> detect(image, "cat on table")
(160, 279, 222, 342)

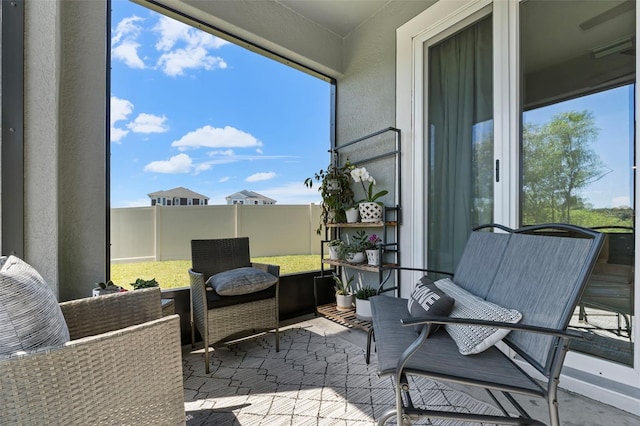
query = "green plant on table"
(130, 277, 159, 290)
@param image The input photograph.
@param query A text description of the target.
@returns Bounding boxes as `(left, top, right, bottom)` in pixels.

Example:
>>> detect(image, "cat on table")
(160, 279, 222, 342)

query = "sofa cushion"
(206, 267, 278, 296)
(0, 256, 70, 356)
(407, 276, 455, 334)
(435, 278, 522, 355)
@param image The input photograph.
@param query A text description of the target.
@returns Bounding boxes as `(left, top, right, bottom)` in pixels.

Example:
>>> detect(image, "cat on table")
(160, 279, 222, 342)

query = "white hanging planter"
(359, 202, 383, 222)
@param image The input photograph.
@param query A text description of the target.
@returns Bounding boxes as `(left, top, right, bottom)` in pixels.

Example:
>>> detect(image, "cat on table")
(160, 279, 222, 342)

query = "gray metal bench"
(370, 223, 604, 426)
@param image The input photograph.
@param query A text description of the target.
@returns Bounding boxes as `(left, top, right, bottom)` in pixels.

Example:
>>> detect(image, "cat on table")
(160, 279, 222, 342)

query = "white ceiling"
(275, 0, 392, 37)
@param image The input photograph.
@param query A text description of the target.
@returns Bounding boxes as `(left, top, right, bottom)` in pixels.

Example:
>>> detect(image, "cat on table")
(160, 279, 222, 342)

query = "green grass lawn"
(110, 255, 321, 289)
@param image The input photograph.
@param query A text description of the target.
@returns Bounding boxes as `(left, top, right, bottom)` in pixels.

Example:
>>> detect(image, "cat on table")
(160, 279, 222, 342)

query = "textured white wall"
(24, 0, 60, 296)
(24, 0, 107, 300)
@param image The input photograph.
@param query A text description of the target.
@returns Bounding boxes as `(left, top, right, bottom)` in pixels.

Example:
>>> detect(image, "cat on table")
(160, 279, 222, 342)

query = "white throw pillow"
(0, 256, 70, 356)
(435, 278, 522, 355)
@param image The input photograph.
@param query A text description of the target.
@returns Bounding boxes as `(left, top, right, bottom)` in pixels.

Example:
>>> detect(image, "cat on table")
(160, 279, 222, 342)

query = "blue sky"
(110, 0, 329, 207)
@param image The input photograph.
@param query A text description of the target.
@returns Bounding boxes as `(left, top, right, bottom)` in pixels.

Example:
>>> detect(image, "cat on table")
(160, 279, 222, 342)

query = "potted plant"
(338, 230, 367, 263)
(92, 280, 127, 296)
(350, 166, 389, 222)
(305, 160, 355, 234)
(355, 286, 377, 320)
(130, 277, 159, 290)
(363, 234, 382, 266)
(327, 239, 344, 260)
(343, 201, 360, 223)
(332, 272, 354, 311)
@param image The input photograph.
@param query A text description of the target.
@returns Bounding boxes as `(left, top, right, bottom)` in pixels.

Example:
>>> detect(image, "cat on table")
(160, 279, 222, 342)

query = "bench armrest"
(400, 315, 585, 340)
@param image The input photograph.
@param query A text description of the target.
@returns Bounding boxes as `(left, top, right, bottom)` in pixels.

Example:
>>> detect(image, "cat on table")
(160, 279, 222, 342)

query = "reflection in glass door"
(520, 0, 635, 366)
(427, 15, 493, 274)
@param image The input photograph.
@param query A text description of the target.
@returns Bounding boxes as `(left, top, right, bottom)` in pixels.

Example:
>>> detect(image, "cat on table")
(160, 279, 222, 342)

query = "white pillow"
(435, 278, 522, 355)
(0, 256, 70, 356)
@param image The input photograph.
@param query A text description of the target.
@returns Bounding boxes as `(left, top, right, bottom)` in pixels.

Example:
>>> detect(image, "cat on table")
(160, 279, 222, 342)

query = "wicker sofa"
(0, 288, 185, 425)
(189, 237, 279, 374)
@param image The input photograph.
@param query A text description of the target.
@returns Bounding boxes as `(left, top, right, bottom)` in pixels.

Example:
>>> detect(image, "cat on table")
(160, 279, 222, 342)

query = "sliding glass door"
(427, 15, 494, 274)
(520, 0, 635, 366)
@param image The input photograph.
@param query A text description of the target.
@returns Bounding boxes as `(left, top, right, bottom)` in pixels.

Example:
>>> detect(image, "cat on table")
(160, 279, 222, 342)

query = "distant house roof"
(225, 190, 276, 204)
(148, 187, 209, 200)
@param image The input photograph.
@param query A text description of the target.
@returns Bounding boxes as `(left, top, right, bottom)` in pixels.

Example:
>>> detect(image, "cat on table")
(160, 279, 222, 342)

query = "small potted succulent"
(338, 230, 367, 263)
(332, 272, 354, 311)
(327, 239, 344, 260)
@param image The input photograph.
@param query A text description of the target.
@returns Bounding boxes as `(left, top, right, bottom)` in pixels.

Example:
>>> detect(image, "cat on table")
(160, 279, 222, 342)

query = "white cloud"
(154, 17, 228, 51)
(127, 113, 169, 133)
(112, 41, 145, 69)
(144, 153, 192, 173)
(194, 163, 212, 174)
(218, 176, 230, 183)
(256, 148, 263, 154)
(112, 15, 144, 45)
(207, 149, 235, 157)
(158, 47, 227, 77)
(112, 16, 145, 69)
(259, 182, 322, 205)
(110, 96, 134, 143)
(153, 16, 229, 76)
(172, 125, 262, 150)
(246, 172, 276, 182)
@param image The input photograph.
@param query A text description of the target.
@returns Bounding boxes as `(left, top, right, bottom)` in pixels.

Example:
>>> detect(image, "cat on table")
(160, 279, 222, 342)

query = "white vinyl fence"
(110, 204, 323, 263)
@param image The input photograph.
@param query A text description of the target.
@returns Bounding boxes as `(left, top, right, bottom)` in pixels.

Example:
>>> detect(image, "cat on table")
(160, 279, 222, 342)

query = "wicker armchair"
(0, 288, 185, 426)
(189, 238, 279, 374)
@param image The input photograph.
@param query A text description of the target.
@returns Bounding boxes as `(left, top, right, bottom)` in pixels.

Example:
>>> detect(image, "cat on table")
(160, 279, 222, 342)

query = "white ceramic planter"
(355, 298, 372, 320)
(359, 202, 383, 222)
(346, 251, 366, 264)
(328, 245, 340, 260)
(345, 207, 360, 223)
(366, 249, 380, 266)
(336, 293, 354, 311)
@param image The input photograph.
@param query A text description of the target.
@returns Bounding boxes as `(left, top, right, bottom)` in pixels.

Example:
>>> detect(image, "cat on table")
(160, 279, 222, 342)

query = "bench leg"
(366, 329, 374, 364)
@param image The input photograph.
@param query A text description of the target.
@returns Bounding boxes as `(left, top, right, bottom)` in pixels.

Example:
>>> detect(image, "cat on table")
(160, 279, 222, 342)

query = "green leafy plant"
(362, 234, 382, 250)
(355, 286, 377, 300)
(327, 239, 344, 247)
(331, 272, 354, 295)
(130, 277, 159, 290)
(337, 230, 368, 260)
(305, 160, 355, 234)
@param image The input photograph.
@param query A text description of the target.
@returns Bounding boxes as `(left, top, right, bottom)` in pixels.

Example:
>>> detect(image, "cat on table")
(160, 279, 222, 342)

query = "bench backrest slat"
(484, 233, 594, 371)
(453, 232, 510, 299)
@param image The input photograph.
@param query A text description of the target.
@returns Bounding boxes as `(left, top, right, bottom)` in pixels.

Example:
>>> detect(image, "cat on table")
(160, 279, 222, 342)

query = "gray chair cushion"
(0, 256, 70, 356)
(407, 276, 455, 334)
(206, 266, 278, 296)
(435, 278, 522, 355)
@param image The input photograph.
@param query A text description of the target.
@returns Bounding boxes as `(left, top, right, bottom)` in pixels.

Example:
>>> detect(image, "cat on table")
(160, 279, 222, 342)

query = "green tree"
(522, 111, 606, 224)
